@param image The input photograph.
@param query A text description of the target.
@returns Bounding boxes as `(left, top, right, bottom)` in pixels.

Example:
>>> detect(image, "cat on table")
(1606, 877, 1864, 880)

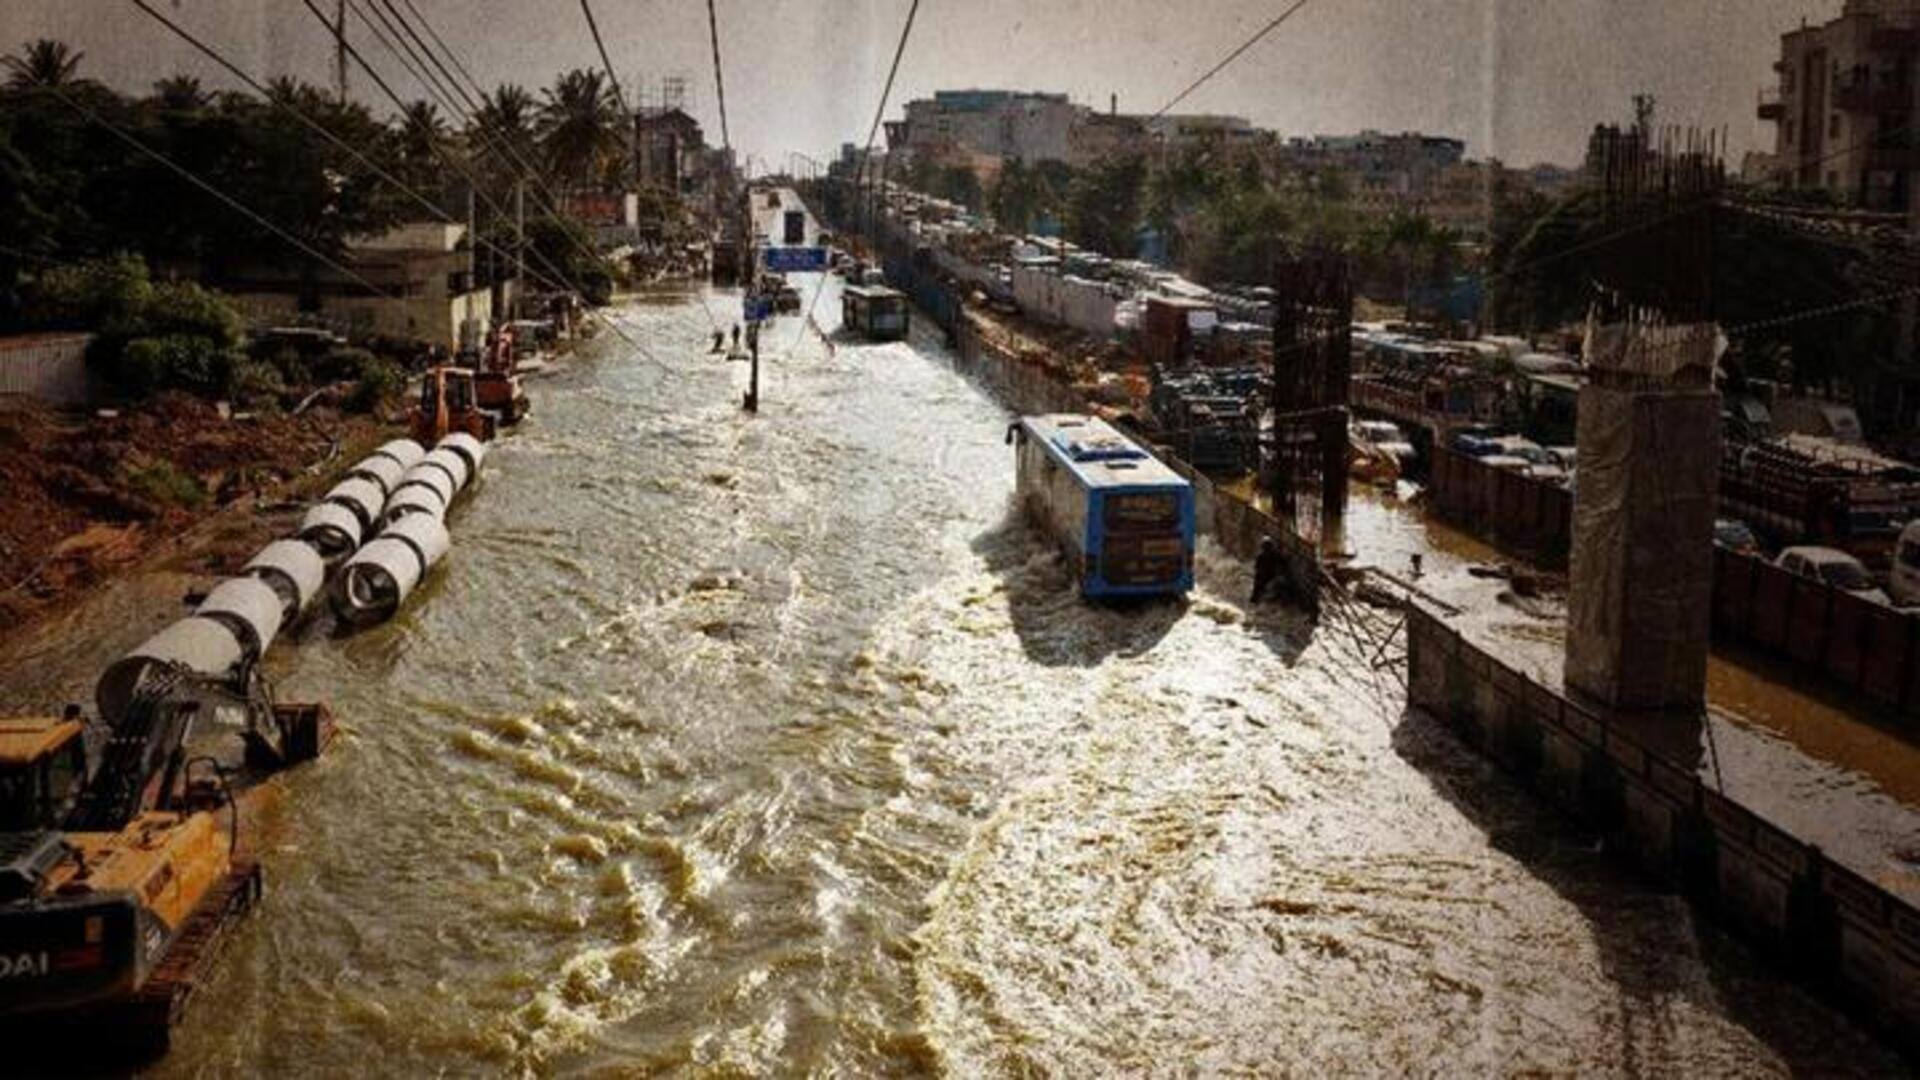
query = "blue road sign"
(764, 246, 827, 273)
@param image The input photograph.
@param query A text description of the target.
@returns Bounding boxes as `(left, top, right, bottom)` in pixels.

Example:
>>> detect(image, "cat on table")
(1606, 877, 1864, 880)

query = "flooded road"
(4, 267, 1908, 1073)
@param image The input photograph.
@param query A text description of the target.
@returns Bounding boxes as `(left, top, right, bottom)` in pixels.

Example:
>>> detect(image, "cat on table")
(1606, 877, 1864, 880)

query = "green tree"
(393, 99, 453, 197)
(539, 69, 622, 191)
(3, 39, 86, 90)
(151, 75, 211, 112)
(0, 130, 53, 321)
(471, 83, 539, 190)
(989, 158, 1046, 233)
(23, 253, 152, 330)
(1065, 154, 1147, 257)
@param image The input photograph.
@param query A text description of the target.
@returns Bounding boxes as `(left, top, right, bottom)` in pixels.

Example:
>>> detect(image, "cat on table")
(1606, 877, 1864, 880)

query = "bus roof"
(844, 284, 905, 300)
(1020, 414, 1188, 490)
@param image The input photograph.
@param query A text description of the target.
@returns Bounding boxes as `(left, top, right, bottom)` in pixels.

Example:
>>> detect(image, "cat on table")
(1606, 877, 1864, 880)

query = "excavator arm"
(63, 669, 195, 834)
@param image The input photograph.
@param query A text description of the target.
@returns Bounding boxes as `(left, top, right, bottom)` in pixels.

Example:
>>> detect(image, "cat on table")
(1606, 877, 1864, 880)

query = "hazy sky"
(3, 1, 1841, 169)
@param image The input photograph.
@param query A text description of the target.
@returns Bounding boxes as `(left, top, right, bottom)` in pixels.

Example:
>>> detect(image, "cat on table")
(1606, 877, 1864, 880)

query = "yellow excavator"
(0, 669, 330, 1055)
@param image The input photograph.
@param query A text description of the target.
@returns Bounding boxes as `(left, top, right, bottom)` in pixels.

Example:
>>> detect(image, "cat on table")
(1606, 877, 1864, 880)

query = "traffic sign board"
(764, 246, 827, 273)
(743, 295, 774, 323)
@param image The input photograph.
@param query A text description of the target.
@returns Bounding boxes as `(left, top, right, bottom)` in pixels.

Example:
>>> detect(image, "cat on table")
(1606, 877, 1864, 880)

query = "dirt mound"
(0, 394, 384, 631)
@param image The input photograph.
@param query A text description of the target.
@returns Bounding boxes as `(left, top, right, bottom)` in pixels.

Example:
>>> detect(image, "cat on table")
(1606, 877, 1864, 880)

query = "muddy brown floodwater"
(3, 258, 1911, 1075)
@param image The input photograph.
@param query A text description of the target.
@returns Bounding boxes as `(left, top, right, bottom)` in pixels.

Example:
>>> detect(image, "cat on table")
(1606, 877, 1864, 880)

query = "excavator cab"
(472, 327, 530, 425)
(409, 366, 497, 446)
(0, 718, 88, 832)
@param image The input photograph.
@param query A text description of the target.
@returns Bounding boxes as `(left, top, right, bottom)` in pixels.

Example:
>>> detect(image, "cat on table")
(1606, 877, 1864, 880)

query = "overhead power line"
(298, 0, 671, 362)
(42, 81, 401, 302)
(706, 0, 731, 150)
(577, 0, 631, 114)
(1150, 0, 1311, 120)
(358, 0, 464, 113)
(861, 0, 920, 160)
(373, 0, 715, 342)
(128, 0, 584, 301)
(790, 0, 922, 355)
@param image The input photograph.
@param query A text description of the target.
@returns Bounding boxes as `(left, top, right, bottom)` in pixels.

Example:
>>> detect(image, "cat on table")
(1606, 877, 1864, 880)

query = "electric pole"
(514, 179, 526, 318)
(333, 0, 349, 104)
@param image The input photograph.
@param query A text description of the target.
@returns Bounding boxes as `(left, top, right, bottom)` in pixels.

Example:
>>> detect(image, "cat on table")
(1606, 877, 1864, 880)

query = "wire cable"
(791, 0, 922, 353)
(1149, 0, 1311, 121)
(300, 0, 671, 363)
(705, 0, 731, 151)
(374, 0, 717, 338)
(577, 0, 631, 115)
(41, 81, 403, 302)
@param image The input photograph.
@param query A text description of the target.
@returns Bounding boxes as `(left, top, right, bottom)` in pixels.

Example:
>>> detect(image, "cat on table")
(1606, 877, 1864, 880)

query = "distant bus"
(783, 209, 806, 245)
(1010, 414, 1195, 599)
(842, 285, 909, 341)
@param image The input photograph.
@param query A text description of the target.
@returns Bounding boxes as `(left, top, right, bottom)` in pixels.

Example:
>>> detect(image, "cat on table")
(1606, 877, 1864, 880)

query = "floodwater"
(5, 216, 1913, 1074)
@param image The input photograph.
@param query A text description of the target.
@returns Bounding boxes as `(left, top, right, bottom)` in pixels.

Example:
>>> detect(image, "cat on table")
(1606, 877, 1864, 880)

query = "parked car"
(1713, 518, 1761, 555)
(1776, 545, 1890, 605)
(1892, 520, 1920, 606)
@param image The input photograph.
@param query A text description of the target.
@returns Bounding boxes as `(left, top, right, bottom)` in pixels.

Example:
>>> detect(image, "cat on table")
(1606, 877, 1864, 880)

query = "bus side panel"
(1018, 430, 1092, 587)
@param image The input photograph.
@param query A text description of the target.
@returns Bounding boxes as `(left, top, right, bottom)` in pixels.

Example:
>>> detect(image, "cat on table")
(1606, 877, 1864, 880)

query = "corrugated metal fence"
(0, 334, 93, 405)
(1713, 547, 1920, 724)
(1427, 446, 1573, 565)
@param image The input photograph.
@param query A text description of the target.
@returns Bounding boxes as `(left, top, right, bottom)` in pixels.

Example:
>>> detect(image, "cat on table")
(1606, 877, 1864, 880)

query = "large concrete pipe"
(438, 433, 487, 476)
(331, 514, 452, 625)
(387, 462, 456, 518)
(96, 616, 247, 722)
(370, 438, 426, 472)
(196, 576, 286, 656)
(347, 453, 406, 497)
(298, 501, 364, 563)
(325, 477, 386, 535)
(243, 539, 326, 617)
(382, 484, 446, 524)
(417, 447, 471, 495)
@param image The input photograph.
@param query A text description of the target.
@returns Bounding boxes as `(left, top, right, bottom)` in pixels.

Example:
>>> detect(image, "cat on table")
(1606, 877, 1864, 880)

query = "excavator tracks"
(112, 858, 263, 1050)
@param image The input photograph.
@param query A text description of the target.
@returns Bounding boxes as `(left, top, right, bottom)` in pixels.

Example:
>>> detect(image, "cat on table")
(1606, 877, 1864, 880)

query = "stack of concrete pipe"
(330, 434, 486, 626)
(95, 438, 434, 720)
(297, 440, 426, 564)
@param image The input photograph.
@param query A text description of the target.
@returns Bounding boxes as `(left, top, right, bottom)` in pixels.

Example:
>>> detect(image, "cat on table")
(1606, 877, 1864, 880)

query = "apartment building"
(1758, 0, 1919, 210)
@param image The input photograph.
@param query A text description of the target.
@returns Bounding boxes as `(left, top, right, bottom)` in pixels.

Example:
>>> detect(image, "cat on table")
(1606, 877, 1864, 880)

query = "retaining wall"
(1406, 606, 1920, 1054)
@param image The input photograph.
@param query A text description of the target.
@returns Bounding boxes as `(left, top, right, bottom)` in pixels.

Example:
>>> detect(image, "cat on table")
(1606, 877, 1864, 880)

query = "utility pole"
(514, 179, 526, 317)
(745, 326, 760, 412)
(466, 184, 478, 349)
(333, 0, 349, 104)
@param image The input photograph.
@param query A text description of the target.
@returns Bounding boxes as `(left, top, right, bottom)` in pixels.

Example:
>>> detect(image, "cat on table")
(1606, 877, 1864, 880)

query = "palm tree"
(398, 100, 448, 166)
(471, 83, 538, 182)
(3, 39, 84, 90)
(538, 69, 623, 191)
(151, 75, 211, 112)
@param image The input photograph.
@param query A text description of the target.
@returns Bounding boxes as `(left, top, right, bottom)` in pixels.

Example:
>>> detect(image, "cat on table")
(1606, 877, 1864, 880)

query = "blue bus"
(1010, 414, 1196, 599)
